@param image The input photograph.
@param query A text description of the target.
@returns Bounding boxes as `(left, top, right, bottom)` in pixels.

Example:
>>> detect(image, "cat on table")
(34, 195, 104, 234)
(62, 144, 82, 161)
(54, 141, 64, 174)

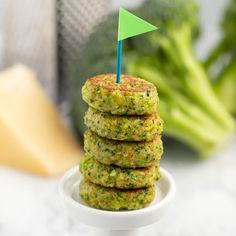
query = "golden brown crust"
(88, 74, 156, 92)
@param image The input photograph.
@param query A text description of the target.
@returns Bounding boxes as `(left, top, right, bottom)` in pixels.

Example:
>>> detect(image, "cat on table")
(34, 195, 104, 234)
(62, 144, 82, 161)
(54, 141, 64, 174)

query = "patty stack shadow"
(77, 74, 164, 211)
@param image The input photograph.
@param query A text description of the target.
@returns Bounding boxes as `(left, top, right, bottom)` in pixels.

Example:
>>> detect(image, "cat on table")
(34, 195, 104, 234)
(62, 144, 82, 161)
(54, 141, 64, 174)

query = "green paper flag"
(118, 8, 157, 41)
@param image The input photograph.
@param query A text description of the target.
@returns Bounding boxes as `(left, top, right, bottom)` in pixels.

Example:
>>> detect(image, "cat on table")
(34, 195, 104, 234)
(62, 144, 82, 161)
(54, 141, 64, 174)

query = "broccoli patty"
(80, 156, 157, 189)
(84, 107, 163, 141)
(84, 130, 163, 168)
(77, 179, 155, 210)
(82, 74, 158, 115)
(155, 163, 161, 180)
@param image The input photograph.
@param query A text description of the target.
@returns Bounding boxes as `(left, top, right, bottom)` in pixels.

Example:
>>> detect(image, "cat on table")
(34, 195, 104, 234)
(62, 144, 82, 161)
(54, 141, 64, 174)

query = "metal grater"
(56, 0, 108, 101)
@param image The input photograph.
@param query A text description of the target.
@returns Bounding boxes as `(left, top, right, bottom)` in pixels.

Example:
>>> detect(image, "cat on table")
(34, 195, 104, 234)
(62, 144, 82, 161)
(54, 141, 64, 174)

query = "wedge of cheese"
(0, 64, 82, 176)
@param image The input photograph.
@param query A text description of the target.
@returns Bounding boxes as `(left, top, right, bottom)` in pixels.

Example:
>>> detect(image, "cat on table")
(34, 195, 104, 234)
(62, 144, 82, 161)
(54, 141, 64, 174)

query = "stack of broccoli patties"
(79, 74, 163, 210)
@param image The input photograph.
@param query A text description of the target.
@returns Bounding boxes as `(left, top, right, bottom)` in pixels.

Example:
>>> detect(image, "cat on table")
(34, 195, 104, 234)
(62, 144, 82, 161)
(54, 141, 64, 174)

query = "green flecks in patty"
(77, 179, 155, 210)
(80, 156, 157, 189)
(84, 107, 163, 141)
(82, 74, 158, 115)
(84, 130, 163, 168)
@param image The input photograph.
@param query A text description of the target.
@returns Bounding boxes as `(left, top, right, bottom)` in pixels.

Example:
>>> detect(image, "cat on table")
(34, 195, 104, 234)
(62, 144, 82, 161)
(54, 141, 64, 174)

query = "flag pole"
(116, 40, 123, 83)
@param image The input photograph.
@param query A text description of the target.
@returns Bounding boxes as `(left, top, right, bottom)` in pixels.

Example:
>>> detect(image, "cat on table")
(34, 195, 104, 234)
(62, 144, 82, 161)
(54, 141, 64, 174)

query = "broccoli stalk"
(128, 58, 232, 156)
(148, 23, 234, 130)
(213, 59, 236, 115)
(205, 0, 236, 116)
(71, 0, 235, 157)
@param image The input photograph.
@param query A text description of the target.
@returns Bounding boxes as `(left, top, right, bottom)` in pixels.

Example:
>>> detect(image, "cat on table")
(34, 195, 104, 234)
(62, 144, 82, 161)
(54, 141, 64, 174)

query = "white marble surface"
(0, 137, 236, 236)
